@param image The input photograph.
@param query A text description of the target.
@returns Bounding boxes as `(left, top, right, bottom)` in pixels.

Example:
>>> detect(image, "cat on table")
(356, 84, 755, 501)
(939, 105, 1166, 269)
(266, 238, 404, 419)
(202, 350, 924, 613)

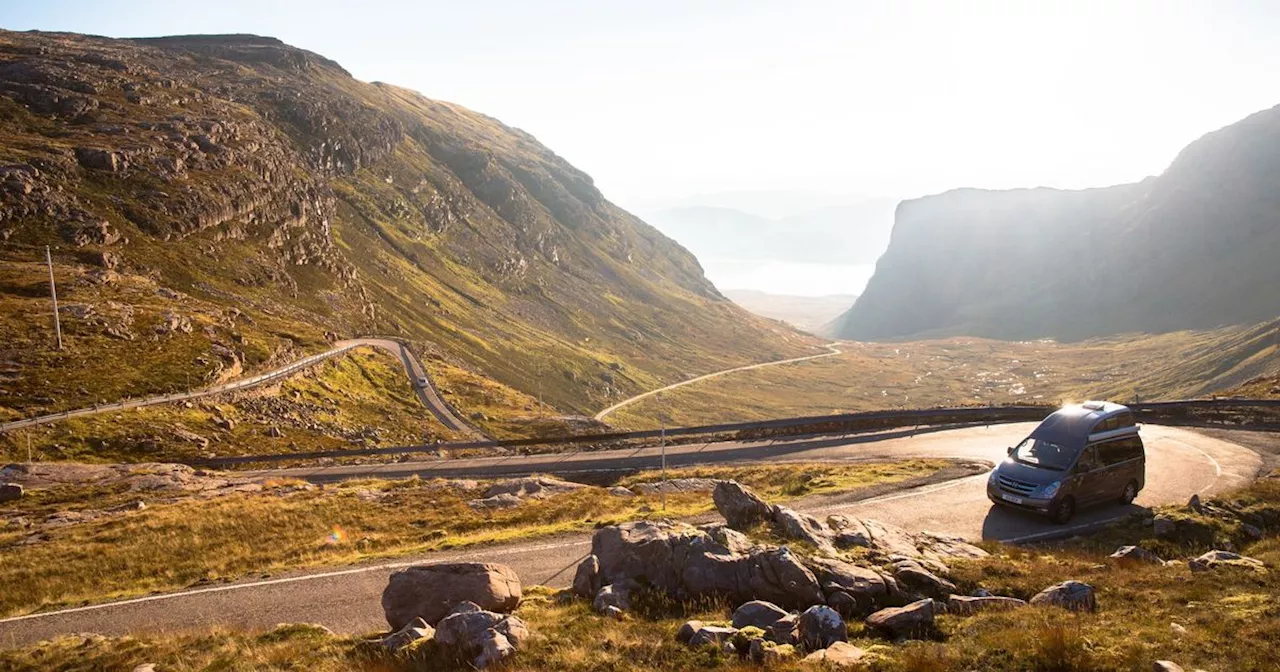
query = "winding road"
(0, 338, 486, 440)
(594, 342, 843, 421)
(0, 421, 1266, 647)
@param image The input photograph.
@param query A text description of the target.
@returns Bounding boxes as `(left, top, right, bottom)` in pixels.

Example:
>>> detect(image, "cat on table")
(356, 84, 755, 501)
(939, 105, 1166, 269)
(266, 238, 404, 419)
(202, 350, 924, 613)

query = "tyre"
(1120, 480, 1138, 505)
(1049, 496, 1075, 525)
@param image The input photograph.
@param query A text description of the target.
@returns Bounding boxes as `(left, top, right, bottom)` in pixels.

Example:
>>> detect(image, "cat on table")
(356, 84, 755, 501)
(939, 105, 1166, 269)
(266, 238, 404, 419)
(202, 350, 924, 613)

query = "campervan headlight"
(987, 469, 999, 485)
(1038, 480, 1062, 498)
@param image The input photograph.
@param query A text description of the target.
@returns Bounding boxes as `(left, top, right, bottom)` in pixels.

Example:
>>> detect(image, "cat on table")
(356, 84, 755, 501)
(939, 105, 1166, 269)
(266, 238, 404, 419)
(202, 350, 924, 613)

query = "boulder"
(675, 620, 704, 645)
(801, 641, 866, 666)
(0, 483, 22, 503)
(380, 617, 435, 652)
(688, 625, 738, 647)
(1153, 515, 1177, 538)
(1153, 662, 1185, 672)
(702, 523, 756, 554)
(732, 600, 789, 630)
(807, 556, 897, 615)
(893, 560, 957, 599)
(1188, 550, 1266, 572)
(608, 486, 636, 498)
(765, 613, 799, 646)
(467, 493, 522, 510)
(798, 605, 846, 650)
(862, 518, 919, 557)
(946, 595, 1027, 615)
(572, 555, 602, 598)
(593, 582, 635, 613)
(382, 562, 522, 629)
(1109, 545, 1164, 564)
(713, 480, 774, 529)
(483, 476, 587, 500)
(591, 520, 825, 610)
(865, 598, 935, 639)
(750, 639, 797, 664)
(433, 602, 528, 669)
(1029, 581, 1097, 612)
(826, 590, 858, 617)
(75, 147, 127, 172)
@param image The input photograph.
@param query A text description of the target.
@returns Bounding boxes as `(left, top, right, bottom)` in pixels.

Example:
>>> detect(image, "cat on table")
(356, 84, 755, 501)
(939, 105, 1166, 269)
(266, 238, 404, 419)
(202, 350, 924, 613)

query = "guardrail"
(184, 399, 1276, 468)
(0, 344, 360, 434)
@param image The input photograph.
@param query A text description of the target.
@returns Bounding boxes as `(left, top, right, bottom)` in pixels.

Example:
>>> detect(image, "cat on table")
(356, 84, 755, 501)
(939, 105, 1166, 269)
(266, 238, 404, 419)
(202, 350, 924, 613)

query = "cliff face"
(833, 104, 1280, 341)
(0, 31, 810, 416)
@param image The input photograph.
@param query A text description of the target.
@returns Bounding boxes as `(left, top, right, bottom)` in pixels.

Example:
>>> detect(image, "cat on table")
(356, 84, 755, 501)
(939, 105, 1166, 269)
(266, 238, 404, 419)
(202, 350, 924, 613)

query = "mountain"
(832, 104, 1280, 341)
(0, 30, 814, 420)
(645, 198, 896, 267)
(721, 289, 858, 334)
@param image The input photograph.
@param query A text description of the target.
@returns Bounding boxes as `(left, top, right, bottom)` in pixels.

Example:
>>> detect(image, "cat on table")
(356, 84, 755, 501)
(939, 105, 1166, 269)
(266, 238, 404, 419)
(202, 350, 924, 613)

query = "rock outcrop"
(381, 562, 522, 629)
(433, 601, 529, 669)
(1029, 581, 1097, 612)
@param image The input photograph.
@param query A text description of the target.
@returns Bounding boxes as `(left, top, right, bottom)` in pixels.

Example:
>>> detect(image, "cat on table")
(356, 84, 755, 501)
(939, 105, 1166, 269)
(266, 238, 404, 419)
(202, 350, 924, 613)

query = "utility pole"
(659, 391, 667, 512)
(46, 245, 62, 350)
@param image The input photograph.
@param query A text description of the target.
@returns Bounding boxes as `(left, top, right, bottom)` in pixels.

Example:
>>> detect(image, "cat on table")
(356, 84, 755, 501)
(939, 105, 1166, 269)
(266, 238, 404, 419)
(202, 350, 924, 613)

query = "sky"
(6, 0, 1280, 213)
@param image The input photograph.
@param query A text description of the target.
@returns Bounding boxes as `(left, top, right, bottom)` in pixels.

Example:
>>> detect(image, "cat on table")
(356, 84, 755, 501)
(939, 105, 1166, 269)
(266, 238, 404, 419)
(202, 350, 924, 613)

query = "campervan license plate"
(1001, 494, 1024, 504)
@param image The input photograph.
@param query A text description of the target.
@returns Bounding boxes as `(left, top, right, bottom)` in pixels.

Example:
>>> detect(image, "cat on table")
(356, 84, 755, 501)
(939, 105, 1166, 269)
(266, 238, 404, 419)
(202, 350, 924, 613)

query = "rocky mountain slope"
(0, 30, 812, 423)
(832, 103, 1280, 341)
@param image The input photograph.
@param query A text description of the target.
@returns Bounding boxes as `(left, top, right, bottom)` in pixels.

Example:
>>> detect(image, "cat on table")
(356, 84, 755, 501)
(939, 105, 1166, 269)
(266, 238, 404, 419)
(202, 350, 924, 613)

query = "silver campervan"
(986, 401, 1145, 524)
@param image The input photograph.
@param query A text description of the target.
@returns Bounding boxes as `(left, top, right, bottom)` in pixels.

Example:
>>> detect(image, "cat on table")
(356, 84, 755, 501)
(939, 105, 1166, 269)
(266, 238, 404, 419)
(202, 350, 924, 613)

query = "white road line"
(0, 539, 590, 626)
(1162, 437, 1223, 493)
(1000, 516, 1128, 544)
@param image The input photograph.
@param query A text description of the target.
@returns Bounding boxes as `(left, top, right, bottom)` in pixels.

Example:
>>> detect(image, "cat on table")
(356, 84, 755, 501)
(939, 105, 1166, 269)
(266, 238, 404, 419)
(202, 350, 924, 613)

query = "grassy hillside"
(0, 30, 814, 438)
(613, 320, 1280, 428)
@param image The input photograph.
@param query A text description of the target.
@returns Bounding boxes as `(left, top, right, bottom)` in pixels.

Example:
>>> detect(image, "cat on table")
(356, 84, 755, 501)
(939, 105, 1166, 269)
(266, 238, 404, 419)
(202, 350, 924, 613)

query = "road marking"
(1162, 436, 1222, 493)
(0, 538, 591, 626)
(999, 515, 1128, 544)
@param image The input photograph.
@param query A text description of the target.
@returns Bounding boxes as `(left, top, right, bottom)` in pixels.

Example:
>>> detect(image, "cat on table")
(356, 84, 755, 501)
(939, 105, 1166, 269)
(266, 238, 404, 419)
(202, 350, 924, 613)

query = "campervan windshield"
(1011, 437, 1075, 471)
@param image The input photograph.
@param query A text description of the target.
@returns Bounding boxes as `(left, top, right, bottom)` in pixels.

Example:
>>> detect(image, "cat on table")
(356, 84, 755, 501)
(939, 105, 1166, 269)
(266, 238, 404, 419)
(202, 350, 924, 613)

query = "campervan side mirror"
(1006, 446, 1014, 456)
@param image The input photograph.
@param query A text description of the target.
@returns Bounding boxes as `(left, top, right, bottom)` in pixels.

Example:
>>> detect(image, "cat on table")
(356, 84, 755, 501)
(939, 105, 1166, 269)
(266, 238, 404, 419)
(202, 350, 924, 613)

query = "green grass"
(0, 459, 950, 618)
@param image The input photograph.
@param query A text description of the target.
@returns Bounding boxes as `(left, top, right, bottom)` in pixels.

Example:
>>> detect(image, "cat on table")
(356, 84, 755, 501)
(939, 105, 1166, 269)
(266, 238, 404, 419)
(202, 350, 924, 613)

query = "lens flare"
(326, 525, 348, 545)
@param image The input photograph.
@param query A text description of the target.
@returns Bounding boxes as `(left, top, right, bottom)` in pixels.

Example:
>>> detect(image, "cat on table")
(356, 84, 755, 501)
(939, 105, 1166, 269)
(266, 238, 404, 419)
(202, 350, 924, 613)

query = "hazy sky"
(6, 0, 1280, 211)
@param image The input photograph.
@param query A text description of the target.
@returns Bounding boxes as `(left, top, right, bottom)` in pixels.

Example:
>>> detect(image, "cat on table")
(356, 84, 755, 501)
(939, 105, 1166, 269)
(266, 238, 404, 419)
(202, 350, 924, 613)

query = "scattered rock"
(713, 480, 774, 529)
(1187, 550, 1266, 572)
(893, 559, 957, 599)
(702, 523, 756, 554)
(688, 625, 739, 647)
(865, 598, 935, 639)
(593, 582, 634, 614)
(732, 600, 789, 630)
(1110, 545, 1164, 564)
(468, 493, 522, 510)
(801, 641, 866, 667)
(676, 620, 704, 645)
(75, 146, 127, 172)
(632, 478, 719, 495)
(765, 613, 799, 646)
(750, 639, 797, 664)
(807, 556, 898, 616)
(1154, 662, 1186, 672)
(433, 601, 528, 669)
(1153, 515, 1177, 538)
(1170, 622, 1188, 636)
(945, 594, 1027, 615)
(0, 483, 23, 503)
(131, 665, 156, 672)
(827, 515, 871, 548)
(483, 476, 587, 500)
(1029, 581, 1097, 612)
(381, 562, 522, 629)
(265, 425, 284, 438)
(798, 604, 846, 650)
(774, 506, 836, 554)
(608, 486, 636, 498)
(572, 554, 602, 598)
(380, 616, 435, 652)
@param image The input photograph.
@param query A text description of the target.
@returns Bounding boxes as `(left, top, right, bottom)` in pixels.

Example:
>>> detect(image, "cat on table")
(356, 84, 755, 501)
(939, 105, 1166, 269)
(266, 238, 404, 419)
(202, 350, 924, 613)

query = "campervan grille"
(997, 475, 1037, 496)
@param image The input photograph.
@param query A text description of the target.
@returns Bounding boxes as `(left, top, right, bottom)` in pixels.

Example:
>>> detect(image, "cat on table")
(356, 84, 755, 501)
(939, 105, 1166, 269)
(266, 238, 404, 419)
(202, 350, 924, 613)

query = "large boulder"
(732, 600, 790, 630)
(946, 595, 1027, 615)
(797, 605, 846, 650)
(827, 515, 871, 548)
(382, 562, 522, 629)
(591, 520, 826, 610)
(1029, 581, 1097, 612)
(687, 625, 739, 648)
(892, 559, 957, 599)
(1188, 550, 1266, 572)
(807, 557, 898, 616)
(434, 602, 528, 669)
(865, 598, 936, 639)
(713, 480, 774, 529)
(774, 506, 836, 554)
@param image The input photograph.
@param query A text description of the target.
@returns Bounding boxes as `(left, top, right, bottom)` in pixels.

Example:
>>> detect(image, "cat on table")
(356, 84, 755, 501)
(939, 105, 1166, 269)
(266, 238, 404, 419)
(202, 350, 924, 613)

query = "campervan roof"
(1029, 401, 1135, 449)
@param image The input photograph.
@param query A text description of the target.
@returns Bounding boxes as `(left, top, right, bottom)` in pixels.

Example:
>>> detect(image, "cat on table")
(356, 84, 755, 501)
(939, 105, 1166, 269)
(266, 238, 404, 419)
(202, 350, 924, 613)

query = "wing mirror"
(1006, 446, 1015, 456)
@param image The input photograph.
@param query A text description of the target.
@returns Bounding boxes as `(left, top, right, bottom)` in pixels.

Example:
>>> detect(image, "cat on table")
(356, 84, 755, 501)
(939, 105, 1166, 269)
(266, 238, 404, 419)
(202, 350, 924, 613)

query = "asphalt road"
(0, 337, 485, 439)
(0, 422, 1265, 648)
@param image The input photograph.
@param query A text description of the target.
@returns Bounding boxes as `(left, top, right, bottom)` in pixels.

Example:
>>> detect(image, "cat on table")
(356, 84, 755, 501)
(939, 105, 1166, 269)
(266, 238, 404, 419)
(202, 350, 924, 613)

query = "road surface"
(0, 422, 1265, 647)
(593, 343, 842, 421)
(0, 337, 485, 439)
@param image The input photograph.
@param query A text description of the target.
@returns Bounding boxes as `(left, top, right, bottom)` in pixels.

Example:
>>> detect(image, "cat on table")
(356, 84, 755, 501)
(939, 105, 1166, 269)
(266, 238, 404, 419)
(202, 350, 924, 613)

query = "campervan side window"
(1097, 437, 1143, 465)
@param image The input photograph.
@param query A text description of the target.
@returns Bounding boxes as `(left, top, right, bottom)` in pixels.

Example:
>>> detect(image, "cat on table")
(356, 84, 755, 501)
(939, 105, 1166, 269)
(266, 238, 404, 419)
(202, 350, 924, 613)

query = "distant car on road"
(415, 376, 429, 389)
(987, 401, 1145, 524)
